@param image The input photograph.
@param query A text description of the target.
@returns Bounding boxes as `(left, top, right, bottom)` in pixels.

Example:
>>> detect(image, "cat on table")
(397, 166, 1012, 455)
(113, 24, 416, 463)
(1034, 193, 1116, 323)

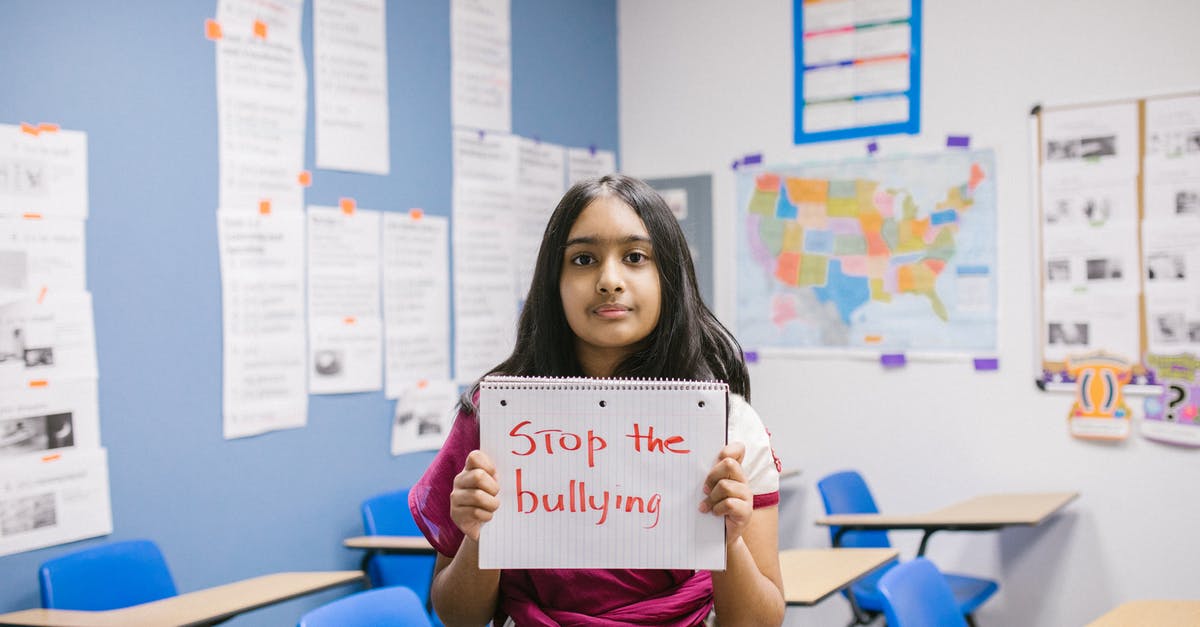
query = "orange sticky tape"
(29, 380, 48, 388)
(41, 454, 61, 463)
(37, 123, 59, 133)
(298, 171, 312, 187)
(205, 18, 223, 40)
(259, 200, 271, 215)
(253, 19, 268, 39)
(20, 122, 38, 135)
(864, 334, 883, 344)
(417, 379, 429, 389)
(37, 286, 47, 304)
(22, 212, 42, 220)
(409, 208, 424, 220)
(343, 316, 357, 325)
(340, 198, 356, 214)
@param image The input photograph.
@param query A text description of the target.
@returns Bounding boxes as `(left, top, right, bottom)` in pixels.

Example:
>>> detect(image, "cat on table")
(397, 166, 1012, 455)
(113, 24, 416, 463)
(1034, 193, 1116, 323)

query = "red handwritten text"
(624, 422, 689, 454)
(509, 420, 608, 467)
(515, 468, 662, 528)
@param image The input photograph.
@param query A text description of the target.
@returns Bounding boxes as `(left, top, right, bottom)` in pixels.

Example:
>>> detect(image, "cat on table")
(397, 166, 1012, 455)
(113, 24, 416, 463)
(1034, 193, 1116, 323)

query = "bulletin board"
(1032, 92, 1200, 393)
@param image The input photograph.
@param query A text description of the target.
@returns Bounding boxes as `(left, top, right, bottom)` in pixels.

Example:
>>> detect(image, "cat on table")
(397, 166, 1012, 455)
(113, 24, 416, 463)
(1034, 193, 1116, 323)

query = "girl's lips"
(593, 304, 630, 318)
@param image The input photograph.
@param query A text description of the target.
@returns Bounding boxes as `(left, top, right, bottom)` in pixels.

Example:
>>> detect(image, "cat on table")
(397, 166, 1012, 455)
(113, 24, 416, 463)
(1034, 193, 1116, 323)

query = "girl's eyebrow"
(564, 234, 652, 247)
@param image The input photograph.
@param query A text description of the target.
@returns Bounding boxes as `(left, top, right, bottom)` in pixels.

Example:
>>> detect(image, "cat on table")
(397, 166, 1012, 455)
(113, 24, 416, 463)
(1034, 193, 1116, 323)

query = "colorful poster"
(735, 150, 997, 355)
(1143, 354, 1200, 447)
(793, 0, 921, 144)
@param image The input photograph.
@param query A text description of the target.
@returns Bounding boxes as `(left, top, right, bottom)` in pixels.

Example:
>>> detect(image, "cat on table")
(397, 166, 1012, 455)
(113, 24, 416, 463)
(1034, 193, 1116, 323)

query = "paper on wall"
(0, 447, 112, 557)
(0, 124, 88, 219)
(314, 0, 390, 174)
(383, 212, 450, 398)
(390, 380, 458, 456)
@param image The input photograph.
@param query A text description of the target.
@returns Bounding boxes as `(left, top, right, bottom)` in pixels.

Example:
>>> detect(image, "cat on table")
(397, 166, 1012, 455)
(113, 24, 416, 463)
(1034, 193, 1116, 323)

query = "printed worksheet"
(0, 124, 88, 219)
(0, 216, 86, 296)
(383, 212, 450, 398)
(514, 138, 565, 298)
(216, 0, 307, 212)
(0, 379, 99, 461)
(314, 0, 390, 174)
(0, 292, 96, 389)
(0, 447, 112, 557)
(307, 205, 382, 394)
(390, 380, 458, 455)
(451, 0, 511, 132)
(566, 146, 616, 186)
(217, 209, 307, 438)
(452, 129, 518, 381)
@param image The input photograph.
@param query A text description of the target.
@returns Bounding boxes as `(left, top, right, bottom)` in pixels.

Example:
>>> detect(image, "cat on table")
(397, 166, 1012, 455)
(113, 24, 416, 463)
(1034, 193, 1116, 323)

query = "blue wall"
(0, 0, 617, 622)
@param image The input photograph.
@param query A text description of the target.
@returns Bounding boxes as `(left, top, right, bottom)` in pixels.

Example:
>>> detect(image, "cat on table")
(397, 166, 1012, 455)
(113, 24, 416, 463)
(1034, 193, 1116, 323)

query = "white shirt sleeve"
(728, 393, 780, 500)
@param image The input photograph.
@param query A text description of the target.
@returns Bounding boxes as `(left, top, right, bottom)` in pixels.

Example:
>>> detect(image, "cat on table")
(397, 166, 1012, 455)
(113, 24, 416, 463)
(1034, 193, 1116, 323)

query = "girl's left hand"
(700, 442, 753, 546)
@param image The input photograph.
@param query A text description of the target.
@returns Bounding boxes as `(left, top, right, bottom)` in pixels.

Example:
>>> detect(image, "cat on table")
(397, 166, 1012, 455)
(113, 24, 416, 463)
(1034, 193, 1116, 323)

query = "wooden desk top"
(0, 571, 364, 627)
(1086, 600, 1200, 626)
(816, 491, 1079, 529)
(343, 535, 435, 553)
(779, 548, 898, 606)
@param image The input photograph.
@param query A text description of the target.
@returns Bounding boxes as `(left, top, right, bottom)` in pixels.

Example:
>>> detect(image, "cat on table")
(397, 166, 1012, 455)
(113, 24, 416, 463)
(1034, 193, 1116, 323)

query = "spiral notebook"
(477, 376, 729, 570)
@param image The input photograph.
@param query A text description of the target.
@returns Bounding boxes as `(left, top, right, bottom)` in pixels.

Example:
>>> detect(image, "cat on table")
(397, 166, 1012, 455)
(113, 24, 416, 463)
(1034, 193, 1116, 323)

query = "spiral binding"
(481, 375, 728, 392)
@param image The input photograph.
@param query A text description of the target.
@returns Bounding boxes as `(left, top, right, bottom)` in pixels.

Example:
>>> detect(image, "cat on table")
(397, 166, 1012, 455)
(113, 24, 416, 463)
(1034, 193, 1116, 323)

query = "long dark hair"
(461, 174, 749, 412)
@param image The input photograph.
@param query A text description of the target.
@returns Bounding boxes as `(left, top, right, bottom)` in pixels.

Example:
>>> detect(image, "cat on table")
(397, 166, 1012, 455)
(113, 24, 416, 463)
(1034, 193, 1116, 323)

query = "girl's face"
(559, 195, 662, 377)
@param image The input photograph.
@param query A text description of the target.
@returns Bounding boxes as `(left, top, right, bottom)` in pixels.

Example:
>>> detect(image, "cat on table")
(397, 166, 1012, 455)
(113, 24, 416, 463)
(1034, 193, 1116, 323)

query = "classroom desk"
(0, 571, 364, 627)
(343, 535, 436, 574)
(1086, 600, 1200, 626)
(779, 548, 899, 606)
(816, 491, 1078, 556)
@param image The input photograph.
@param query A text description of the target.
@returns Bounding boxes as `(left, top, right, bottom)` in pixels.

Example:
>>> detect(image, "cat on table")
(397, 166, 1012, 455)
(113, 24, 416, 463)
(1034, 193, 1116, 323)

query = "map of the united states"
(736, 151, 997, 352)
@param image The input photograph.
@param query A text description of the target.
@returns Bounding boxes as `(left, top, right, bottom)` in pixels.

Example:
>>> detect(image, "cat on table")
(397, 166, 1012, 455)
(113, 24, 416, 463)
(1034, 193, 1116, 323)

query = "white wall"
(619, 1, 1200, 625)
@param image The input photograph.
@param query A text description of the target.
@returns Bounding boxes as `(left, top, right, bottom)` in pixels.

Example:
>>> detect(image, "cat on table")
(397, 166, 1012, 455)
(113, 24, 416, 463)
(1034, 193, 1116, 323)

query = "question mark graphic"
(1165, 384, 1186, 422)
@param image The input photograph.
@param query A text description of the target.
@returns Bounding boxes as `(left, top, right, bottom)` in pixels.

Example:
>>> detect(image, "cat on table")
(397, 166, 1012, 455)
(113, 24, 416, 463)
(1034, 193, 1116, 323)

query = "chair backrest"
(361, 488, 435, 608)
(39, 539, 177, 610)
(877, 558, 969, 627)
(817, 470, 891, 548)
(298, 585, 432, 627)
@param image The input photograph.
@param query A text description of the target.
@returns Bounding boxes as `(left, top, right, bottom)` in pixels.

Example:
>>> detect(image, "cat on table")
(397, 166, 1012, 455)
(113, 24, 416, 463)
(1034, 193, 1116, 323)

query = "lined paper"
(478, 377, 727, 570)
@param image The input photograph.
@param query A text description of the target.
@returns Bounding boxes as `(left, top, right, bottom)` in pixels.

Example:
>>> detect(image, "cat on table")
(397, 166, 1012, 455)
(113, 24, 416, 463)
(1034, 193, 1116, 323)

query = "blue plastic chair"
(878, 558, 969, 627)
(361, 488, 439, 624)
(39, 539, 177, 610)
(298, 585, 431, 627)
(818, 471, 997, 626)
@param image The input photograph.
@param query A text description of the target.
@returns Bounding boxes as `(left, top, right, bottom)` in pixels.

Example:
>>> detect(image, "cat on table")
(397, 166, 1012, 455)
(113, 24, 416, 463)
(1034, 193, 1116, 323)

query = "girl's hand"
(451, 450, 500, 542)
(700, 442, 753, 546)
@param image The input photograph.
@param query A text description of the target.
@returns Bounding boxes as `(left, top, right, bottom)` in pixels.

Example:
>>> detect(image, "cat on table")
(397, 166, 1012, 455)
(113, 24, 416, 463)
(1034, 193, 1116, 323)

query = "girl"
(410, 174, 784, 626)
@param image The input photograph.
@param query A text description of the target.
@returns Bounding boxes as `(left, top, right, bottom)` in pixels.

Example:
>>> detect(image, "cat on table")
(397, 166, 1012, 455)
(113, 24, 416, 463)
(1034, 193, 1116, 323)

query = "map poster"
(735, 150, 997, 355)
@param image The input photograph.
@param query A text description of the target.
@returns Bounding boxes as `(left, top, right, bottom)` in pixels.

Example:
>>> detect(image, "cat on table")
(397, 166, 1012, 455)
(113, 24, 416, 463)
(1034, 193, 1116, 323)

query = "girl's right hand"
(450, 449, 500, 542)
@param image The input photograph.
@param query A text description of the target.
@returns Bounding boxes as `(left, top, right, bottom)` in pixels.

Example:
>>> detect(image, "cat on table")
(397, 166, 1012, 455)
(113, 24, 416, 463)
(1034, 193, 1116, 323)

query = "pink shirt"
(410, 396, 779, 626)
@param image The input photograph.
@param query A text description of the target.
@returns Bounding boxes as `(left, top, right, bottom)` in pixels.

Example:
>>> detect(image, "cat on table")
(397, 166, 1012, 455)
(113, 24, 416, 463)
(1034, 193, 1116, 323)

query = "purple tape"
(743, 153, 763, 166)
(867, 140, 878, 154)
(588, 144, 597, 156)
(880, 353, 906, 368)
(946, 135, 970, 148)
(744, 350, 759, 364)
(477, 130, 486, 140)
(973, 357, 999, 371)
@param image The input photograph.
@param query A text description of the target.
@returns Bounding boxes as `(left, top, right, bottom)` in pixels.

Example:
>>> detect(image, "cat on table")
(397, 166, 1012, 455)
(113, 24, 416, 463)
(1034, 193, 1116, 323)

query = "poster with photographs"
(390, 380, 458, 456)
(0, 447, 112, 557)
(1036, 94, 1200, 391)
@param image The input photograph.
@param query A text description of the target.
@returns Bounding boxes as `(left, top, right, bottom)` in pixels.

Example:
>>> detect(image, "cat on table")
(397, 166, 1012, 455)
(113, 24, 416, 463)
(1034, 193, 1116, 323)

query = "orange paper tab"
(205, 19, 223, 40)
(417, 379, 429, 389)
(343, 316, 357, 325)
(37, 286, 47, 304)
(409, 208, 424, 220)
(253, 19, 268, 39)
(340, 198, 356, 214)
(37, 123, 59, 133)
(259, 200, 271, 215)
(29, 380, 48, 388)
(41, 454, 61, 463)
(298, 171, 312, 187)
(23, 212, 43, 220)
